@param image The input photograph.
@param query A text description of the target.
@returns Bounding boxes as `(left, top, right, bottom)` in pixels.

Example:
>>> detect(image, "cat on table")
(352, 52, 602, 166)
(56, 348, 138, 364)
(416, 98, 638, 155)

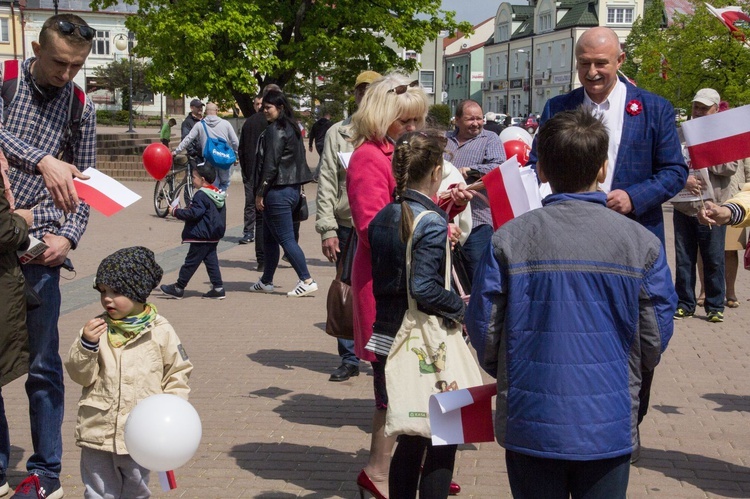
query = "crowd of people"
(0, 12, 746, 499)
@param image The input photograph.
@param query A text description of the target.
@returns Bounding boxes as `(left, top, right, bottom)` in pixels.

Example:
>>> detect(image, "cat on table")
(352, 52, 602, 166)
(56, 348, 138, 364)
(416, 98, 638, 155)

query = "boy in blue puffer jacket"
(466, 107, 676, 498)
(161, 162, 227, 299)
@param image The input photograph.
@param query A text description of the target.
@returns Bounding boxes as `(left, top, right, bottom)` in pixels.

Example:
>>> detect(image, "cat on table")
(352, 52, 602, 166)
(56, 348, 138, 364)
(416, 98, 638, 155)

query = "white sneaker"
(250, 281, 274, 293)
(287, 279, 318, 297)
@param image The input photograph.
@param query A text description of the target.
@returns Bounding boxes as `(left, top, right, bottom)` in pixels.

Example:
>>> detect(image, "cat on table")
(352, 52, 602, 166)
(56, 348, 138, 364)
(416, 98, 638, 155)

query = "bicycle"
(153, 154, 197, 217)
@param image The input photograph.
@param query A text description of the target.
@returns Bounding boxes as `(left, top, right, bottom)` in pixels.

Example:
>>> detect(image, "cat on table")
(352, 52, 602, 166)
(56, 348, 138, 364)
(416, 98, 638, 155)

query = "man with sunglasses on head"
(0, 13, 96, 499)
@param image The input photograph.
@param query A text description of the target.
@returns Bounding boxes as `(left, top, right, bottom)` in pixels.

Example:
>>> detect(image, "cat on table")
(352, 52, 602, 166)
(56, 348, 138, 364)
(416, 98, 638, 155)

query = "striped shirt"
(445, 128, 506, 228)
(1, 58, 96, 247)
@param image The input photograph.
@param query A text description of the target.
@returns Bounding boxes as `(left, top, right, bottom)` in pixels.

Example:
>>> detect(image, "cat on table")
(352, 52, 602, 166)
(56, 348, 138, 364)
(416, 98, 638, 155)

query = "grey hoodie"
(174, 115, 239, 156)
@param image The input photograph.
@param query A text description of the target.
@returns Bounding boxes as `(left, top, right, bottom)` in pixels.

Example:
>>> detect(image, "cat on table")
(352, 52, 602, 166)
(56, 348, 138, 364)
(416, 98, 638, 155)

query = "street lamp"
(114, 32, 135, 133)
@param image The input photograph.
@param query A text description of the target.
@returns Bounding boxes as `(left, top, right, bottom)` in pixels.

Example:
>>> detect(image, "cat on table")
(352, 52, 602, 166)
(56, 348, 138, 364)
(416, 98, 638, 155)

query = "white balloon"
(499, 127, 533, 147)
(124, 394, 202, 471)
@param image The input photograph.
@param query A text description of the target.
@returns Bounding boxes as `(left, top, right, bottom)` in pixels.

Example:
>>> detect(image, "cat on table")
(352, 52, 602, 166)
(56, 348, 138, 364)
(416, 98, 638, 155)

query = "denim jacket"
(368, 189, 465, 353)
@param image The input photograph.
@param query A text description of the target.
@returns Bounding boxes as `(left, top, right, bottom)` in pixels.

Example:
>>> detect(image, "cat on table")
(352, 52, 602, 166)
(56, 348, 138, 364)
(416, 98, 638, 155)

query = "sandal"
(726, 298, 740, 308)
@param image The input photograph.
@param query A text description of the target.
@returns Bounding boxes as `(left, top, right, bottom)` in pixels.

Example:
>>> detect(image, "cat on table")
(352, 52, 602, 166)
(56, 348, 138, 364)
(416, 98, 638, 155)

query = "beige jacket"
(65, 314, 193, 455)
(315, 118, 354, 241)
(673, 144, 738, 216)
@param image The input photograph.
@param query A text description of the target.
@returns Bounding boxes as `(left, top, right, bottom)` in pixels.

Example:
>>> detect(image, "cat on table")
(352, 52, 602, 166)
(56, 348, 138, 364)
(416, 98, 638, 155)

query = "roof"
(663, 0, 694, 22)
(556, 0, 599, 29)
(22, 0, 139, 13)
(510, 5, 534, 39)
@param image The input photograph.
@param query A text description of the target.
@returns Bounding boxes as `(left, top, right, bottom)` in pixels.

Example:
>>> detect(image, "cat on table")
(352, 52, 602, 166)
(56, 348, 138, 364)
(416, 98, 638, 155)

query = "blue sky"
(441, 0, 500, 25)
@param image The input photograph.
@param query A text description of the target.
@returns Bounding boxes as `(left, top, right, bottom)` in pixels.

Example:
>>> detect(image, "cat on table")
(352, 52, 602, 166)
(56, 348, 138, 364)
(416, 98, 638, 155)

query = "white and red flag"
(681, 104, 750, 169)
(478, 157, 542, 229)
(429, 383, 497, 446)
(73, 167, 141, 217)
(706, 4, 750, 40)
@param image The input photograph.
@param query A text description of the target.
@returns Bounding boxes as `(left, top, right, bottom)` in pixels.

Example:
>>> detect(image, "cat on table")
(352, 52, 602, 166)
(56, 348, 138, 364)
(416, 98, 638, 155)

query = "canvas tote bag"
(384, 210, 483, 438)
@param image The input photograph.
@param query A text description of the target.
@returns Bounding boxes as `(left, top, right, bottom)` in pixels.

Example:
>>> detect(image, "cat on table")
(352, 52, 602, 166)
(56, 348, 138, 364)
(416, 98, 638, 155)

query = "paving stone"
(3, 176, 748, 497)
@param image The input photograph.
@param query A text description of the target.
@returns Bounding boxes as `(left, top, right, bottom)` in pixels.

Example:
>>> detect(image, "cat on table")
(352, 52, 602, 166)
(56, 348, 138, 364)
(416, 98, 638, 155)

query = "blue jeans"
(261, 185, 311, 284)
(335, 225, 358, 366)
(506, 450, 630, 499)
(213, 164, 232, 192)
(460, 223, 493, 283)
(0, 265, 64, 479)
(673, 210, 726, 313)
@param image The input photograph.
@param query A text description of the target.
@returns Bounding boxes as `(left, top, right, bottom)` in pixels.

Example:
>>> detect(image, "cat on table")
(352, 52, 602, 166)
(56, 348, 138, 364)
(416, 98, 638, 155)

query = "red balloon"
(142, 143, 173, 180)
(503, 139, 530, 166)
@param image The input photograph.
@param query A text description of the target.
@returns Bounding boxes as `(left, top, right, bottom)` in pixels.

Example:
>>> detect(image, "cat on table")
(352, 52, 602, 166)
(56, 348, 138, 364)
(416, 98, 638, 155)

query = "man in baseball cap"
(671, 87, 738, 325)
(181, 99, 205, 159)
(315, 69, 381, 381)
(691, 88, 720, 109)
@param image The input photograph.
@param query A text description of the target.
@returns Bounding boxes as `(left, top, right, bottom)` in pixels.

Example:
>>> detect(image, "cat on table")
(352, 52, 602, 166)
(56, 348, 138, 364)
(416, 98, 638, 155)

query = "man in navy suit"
(529, 27, 688, 245)
(528, 27, 686, 462)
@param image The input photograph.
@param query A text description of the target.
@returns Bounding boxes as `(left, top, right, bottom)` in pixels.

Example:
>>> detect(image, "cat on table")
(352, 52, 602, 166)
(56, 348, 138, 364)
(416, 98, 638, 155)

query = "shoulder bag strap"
(405, 210, 451, 312)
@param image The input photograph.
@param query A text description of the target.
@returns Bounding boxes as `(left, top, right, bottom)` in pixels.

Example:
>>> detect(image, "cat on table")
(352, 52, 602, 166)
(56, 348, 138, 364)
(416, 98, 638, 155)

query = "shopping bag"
(384, 211, 483, 438)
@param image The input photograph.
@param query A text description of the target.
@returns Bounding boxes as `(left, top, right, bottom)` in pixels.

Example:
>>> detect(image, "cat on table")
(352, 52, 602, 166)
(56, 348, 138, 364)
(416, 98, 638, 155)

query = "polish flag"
(706, 4, 750, 40)
(73, 167, 141, 216)
(430, 383, 497, 446)
(158, 470, 177, 491)
(480, 157, 542, 229)
(681, 104, 750, 169)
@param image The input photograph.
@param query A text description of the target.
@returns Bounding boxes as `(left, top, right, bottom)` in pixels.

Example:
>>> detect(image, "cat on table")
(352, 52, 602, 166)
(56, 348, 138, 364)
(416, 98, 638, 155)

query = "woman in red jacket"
(347, 73, 428, 498)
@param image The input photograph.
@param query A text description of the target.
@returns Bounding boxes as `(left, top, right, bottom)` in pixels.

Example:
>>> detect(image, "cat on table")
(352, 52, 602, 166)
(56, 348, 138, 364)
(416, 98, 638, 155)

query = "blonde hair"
(350, 73, 429, 148)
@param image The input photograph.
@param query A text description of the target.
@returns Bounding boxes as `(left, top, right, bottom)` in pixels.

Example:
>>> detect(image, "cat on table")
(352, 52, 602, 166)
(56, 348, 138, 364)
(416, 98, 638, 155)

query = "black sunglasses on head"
(387, 80, 420, 95)
(57, 21, 95, 41)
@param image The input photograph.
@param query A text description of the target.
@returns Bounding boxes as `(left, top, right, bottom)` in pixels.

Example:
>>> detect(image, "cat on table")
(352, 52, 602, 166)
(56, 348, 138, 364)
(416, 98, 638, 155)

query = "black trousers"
(505, 450, 630, 499)
(242, 180, 256, 238)
(177, 242, 222, 289)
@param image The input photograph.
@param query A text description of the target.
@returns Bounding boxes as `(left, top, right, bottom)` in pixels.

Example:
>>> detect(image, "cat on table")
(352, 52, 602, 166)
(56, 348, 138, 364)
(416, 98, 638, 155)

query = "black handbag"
(340, 230, 358, 286)
(292, 187, 309, 222)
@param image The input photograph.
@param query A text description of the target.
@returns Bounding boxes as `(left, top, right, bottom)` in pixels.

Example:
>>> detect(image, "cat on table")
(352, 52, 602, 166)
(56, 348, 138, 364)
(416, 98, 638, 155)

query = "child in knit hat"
(64, 246, 193, 498)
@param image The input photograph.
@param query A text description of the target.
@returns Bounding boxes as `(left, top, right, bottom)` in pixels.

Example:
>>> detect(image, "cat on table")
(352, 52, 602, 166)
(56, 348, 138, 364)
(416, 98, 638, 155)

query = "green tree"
(92, 58, 150, 111)
(625, 0, 750, 109)
(89, 0, 471, 117)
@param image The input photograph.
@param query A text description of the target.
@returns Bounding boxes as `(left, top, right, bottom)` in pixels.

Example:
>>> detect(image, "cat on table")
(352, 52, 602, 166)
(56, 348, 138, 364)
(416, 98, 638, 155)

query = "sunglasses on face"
(57, 21, 95, 41)
(387, 80, 419, 95)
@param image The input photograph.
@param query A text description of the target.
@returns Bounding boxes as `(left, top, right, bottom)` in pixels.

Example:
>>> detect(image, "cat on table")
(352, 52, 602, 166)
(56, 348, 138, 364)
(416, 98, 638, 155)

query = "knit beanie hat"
(94, 246, 163, 303)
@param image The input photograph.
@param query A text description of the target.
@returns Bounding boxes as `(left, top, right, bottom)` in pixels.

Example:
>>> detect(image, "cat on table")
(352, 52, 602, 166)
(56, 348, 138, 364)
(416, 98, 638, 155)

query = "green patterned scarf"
(106, 303, 158, 348)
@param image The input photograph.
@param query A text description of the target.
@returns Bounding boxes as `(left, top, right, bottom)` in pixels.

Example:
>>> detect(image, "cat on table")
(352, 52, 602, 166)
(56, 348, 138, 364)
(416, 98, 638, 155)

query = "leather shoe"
(329, 364, 359, 382)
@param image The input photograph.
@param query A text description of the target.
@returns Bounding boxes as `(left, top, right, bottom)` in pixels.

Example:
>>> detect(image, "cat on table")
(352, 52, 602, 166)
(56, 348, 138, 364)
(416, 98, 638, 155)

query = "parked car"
(522, 115, 539, 134)
(510, 117, 524, 127)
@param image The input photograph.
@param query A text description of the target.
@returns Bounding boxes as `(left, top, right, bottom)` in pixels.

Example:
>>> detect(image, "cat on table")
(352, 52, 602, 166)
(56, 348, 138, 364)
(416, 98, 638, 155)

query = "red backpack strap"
(2, 59, 20, 123)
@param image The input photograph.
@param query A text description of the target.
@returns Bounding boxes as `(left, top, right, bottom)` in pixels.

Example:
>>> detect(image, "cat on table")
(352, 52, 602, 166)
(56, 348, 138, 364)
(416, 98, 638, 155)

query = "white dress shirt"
(583, 80, 626, 192)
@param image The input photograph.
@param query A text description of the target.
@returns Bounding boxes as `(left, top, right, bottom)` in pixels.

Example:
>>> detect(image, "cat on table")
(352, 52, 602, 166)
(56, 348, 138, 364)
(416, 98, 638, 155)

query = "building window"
(560, 42, 566, 67)
(498, 23, 510, 42)
(404, 50, 419, 62)
(607, 7, 634, 24)
(0, 19, 9, 43)
(419, 70, 435, 94)
(487, 56, 493, 77)
(91, 30, 110, 55)
(539, 11, 553, 32)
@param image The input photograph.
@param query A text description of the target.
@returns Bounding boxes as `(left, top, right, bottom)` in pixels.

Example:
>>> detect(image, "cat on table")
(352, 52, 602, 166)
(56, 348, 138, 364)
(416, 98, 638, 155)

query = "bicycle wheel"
(173, 179, 189, 209)
(154, 176, 174, 218)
